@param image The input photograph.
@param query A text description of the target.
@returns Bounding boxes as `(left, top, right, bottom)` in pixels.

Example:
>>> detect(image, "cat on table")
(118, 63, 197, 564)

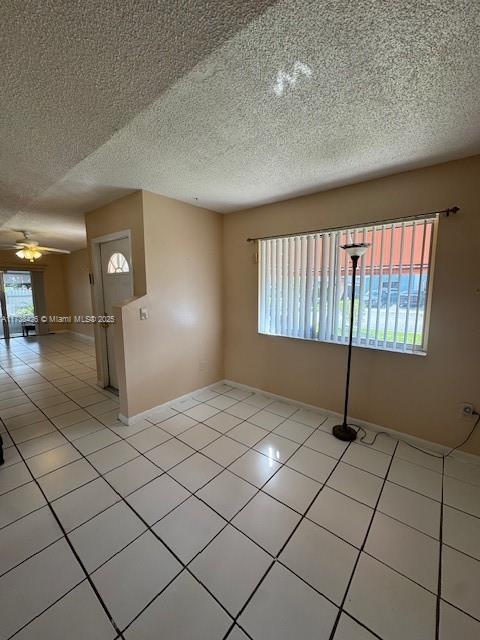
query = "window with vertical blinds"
(258, 216, 437, 354)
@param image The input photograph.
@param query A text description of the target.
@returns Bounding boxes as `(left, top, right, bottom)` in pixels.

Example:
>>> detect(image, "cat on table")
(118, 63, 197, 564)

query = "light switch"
(140, 308, 148, 320)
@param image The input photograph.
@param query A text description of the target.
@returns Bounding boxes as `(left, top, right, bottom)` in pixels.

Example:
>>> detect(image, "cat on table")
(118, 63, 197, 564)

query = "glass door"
(0, 274, 6, 339)
(1, 271, 36, 338)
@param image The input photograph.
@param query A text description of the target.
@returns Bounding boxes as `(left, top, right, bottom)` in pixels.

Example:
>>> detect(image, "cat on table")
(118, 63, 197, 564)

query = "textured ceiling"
(1, 0, 479, 250)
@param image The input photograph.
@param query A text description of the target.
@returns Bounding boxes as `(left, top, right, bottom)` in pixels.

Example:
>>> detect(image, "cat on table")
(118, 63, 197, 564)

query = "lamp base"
(332, 424, 357, 442)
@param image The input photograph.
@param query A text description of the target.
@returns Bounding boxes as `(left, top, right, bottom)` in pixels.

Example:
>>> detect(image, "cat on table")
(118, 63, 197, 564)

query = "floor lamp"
(332, 241, 370, 442)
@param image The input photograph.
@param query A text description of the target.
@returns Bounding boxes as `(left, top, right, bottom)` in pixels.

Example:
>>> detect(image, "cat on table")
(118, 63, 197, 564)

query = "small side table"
(21, 322, 36, 337)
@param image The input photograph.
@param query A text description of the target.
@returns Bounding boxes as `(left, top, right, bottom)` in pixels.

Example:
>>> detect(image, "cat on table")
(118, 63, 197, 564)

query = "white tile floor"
(0, 335, 480, 639)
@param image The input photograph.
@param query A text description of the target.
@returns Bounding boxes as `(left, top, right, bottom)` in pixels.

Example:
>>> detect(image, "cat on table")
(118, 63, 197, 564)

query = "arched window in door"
(107, 252, 130, 274)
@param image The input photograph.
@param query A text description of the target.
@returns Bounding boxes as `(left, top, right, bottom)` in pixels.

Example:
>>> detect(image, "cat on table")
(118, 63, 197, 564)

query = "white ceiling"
(1, 0, 479, 250)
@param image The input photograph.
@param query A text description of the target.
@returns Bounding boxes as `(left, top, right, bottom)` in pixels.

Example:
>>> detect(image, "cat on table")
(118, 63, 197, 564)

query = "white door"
(100, 237, 133, 389)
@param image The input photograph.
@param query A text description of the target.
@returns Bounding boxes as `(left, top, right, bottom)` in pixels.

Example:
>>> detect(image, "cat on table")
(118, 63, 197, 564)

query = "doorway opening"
(91, 231, 134, 390)
(0, 270, 37, 339)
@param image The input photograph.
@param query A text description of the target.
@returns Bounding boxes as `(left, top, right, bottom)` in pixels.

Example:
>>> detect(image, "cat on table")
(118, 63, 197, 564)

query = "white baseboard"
(52, 329, 95, 343)
(67, 330, 95, 343)
(223, 379, 480, 463)
(115, 376, 478, 463)
(118, 381, 223, 425)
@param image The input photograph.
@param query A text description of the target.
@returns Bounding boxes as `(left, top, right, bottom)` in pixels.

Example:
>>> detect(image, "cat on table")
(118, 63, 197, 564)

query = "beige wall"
(63, 249, 94, 337)
(0, 251, 68, 332)
(117, 191, 223, 416)
(223, 155, 480, 454)
(84, 190, 223, 416)
(85, 191, 146, 297)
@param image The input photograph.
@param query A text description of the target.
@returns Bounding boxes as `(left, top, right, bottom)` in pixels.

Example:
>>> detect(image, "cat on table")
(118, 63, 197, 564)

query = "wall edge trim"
(117, 376, 478, 462)
(223, 379, 480, 464)
(118, 381, 223, 425)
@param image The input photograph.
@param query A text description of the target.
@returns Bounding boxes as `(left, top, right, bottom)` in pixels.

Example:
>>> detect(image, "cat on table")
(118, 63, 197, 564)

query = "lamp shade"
(340, 242, 370, 258)
(16, 248, 42, 262)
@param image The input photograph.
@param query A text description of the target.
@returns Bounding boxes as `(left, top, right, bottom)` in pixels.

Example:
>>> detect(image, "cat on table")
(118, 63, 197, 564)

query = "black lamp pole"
(332, 244, 368, 442)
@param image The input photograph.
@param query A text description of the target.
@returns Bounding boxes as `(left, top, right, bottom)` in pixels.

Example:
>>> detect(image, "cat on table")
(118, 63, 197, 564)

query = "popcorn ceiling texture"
(1, 0, 479, 249)
(0, 0, 276, 249)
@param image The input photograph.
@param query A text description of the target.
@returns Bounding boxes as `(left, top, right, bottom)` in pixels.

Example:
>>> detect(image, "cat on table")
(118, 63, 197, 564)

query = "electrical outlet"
(460, 403, 474, 418)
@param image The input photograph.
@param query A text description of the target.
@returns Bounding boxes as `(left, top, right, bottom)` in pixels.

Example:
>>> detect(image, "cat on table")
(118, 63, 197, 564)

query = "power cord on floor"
(352, 412, 480, 460)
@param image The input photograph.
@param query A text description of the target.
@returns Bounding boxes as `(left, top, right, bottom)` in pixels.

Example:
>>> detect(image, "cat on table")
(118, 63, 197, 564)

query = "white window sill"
(258, 330, 427, 357)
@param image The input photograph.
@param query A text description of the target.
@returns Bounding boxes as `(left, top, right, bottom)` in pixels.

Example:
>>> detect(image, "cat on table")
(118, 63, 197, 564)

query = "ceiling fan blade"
(15, 241, 39, 247)
(35, 246, 71, 254)
(0, 244, 18, 250)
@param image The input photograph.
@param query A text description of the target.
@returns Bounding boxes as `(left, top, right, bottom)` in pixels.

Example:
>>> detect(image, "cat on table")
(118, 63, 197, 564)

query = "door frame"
(0, 272, 9, 339)
(0, 268, 40, 340)
(90, 230, 133, 388)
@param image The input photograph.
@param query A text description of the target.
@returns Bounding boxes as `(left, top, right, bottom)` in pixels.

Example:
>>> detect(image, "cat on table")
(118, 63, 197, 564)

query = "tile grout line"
(2, 393, 426, 626)
(81, 416, 444, 631)
(5, 342, 335, 525)
(1, 351, 434, 636)
(117, 409, 335, 634)
(337, 612, 384, 640)
(0, 419, 125, 640)
(0, 378, 454, 552)
(0, 530, 64, 581)
(3, 401, 358, 502)
(0, 351, 240, 634)
(4, 347, 479, 636)
(2, 337, 479, 635)
(5, 389, 450, 493)
(221, 434, 357, 640)
(7, 403, 468, 539)
(8, 367, 470, 495)
(0, 502, 46, 532)
(37, 419, 358, 592)
(133, 415, 334, 639)
(435, 456, 445, 640)
(326, 439, 400, 640)
(3, 377, 297, 533)
(87, 387, 339, 632)
(0, 340, 142, 637)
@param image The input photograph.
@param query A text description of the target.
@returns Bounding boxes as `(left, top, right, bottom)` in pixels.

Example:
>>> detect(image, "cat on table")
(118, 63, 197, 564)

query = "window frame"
(107, 252, 130, 274)
(257, 216, 438, 356)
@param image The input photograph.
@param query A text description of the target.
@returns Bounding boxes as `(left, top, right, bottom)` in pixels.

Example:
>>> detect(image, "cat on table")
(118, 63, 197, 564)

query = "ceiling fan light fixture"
(16, 247, 42, 262)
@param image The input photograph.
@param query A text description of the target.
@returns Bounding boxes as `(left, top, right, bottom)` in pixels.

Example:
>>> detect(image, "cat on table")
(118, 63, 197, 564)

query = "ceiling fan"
(0, 231, 70, 262)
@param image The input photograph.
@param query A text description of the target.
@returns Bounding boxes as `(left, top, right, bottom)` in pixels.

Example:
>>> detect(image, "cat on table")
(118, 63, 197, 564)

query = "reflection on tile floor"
(0, 334, 480, 639)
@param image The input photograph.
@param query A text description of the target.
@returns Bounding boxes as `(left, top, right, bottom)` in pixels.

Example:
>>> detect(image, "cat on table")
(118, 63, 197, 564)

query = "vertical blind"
(258, 216, 437, 353)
